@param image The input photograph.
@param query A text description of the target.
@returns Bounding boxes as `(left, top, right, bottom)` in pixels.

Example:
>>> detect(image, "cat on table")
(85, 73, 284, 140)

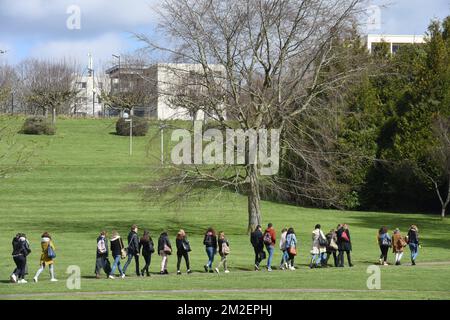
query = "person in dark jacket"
(95, 231, 110, 279)
(109, 231, 125, 279)
(176, 229, 191, 275)
(250, 225, 265, 271)
(336, 224, 353, 267)
(139, 230, 154, 276)
(407, 225, 420, 265)
(123, 225, 140, 276)
(158, 231, 172, 274)
(203, 227, 217, 273)
(10, 233, 31, 284)
(325, 229, 338, 267)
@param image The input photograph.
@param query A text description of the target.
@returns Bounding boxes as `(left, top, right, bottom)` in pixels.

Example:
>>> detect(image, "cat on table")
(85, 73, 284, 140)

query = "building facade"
(366, 34, 425, 54)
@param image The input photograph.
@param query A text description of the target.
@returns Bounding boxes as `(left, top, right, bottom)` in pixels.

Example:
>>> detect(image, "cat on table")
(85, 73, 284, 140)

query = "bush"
(21, 116, 55, 135)
(116, 116, 149, 136)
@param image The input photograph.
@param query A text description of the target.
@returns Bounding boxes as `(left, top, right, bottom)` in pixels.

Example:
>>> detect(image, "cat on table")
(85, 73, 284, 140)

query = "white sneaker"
(33, 277, 38, 283)
(10, 274, 17, 283)
(289, 266, 296, 271)
(108, 275, 115, 279)
(214, 268, 220, 274)
(224, 270, 230, 273)
(18, 279, 28, 284)
(267, 267, 273, 272)
(50, 278, 58, 282)
(379, 259, 383, 265)
(121, 274, 126, 279)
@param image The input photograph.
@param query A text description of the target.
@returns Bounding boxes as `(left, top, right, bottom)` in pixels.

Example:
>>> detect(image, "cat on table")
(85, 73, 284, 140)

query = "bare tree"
(138, 0, 369, 231)
(21, 59, 79, 124)
(0, 64, 16, 113)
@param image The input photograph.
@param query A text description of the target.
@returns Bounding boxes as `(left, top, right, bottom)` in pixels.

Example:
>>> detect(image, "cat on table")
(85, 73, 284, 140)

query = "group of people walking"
(9, 223, 421, 284)
(250, 223, 354, 272)
(10, 232, 58, 284)
(377, 225, 420, 266)
(95, 225, 231, 279)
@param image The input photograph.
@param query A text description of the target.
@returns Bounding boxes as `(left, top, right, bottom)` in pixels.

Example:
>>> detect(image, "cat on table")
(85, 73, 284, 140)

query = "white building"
(366, 34, 426, 54)
(106, 63, 226, 121)
(73, 72, 109, 117)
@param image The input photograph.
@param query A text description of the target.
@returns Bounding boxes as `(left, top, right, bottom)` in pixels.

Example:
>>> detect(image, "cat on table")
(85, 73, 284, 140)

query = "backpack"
(222, 242, 230, 255)
(47, 242, 56, 259)
(381, 234, 391, 247)
(263, 232, 273, 245)
(318, 233, 328, 247)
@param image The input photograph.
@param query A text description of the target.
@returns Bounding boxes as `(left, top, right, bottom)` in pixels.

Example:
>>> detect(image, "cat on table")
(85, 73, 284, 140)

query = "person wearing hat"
(392, 228, 407, 265)
(109, 231, 125, 279)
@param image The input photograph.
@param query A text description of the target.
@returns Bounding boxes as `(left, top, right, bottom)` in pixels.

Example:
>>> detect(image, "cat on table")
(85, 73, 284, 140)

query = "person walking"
(123, 225, 140, 277)
(285, 228, 297, 270)
(325, 229, 338, 267)
(215, 231, 230, 274)
(407, 225, 420, 266)
(109, 231, 126, 279)
(378, 226, 391, 266)
(392, 228, 407, 265)
(263, 223, 276, 271)
(33, 232, 57, 282)
(139, 230, 155, 277)
(95, 231, 110, 279)
(176, 229, 192, 275)
(310, 224, 327, 268)
(250, 225, 265, 271)
(279, 228, 288, 270)
(158, 231, 172, 275)
(203, 227, 218, 273)
(337, 224, 353, 267)
(10, 233, 31, 284)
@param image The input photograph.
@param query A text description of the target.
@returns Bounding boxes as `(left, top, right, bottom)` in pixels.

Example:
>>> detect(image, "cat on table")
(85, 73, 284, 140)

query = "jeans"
(110, 255, 124, 276)
(142, 254, 151, 275)
(95, 254, 109, 275)
(13, 255, 26, 279)
(311, 253, 327, 266)
(177, 251, 190, 271)
(409, 243, 419, 261)
(123, 253, 140, 276)
(266, 245, 274, 268)
(205, 247, 216, 269)
(280, 250, 289, 266)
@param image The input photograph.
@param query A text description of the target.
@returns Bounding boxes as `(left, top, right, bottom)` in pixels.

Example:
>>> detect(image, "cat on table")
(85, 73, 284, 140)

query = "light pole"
(123, 112, 133, 156)
(159, 124, 168, 165)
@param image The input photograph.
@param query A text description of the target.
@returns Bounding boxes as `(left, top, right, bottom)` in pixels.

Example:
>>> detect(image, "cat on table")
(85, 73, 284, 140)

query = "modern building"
(105, 63, 226, 120)
(366, 34, 426, 54)
(73, 71, 109, 117)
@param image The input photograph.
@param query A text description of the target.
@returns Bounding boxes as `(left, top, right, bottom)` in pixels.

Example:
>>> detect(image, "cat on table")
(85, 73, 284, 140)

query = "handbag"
(182, 239, 191, 252)
(341, 231, 350, 242)
(119, 238, 127, 259)
(288, 246, 297, 256)
(222, 242, 230, 255)
(318, 233, 327, 247)
(330, 238, 338, 250)
(47, 242, 56, 259)
(164, 244, 172, 255)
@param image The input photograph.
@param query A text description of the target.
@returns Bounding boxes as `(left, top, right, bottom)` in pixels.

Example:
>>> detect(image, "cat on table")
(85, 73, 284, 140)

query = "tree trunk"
(51, 107, 56, 125)
(442, 207, 446, 219)
(247, 164, 262, 233)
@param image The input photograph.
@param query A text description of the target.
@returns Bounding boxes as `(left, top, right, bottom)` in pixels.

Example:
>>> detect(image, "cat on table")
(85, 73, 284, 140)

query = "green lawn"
(1, 117, 449, 300)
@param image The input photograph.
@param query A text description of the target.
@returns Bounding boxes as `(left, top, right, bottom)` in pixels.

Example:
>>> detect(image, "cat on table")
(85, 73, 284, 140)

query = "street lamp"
(123, 112, 133, 156)
(159, 123, 168, 165)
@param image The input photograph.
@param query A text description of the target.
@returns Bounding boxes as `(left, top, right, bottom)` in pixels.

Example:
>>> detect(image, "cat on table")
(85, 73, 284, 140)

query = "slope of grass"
(0, 117, 449, 300)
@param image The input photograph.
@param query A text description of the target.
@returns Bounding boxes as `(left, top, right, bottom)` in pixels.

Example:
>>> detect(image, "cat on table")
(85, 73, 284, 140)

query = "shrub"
(115, 116, 149, 136)
(21, 116, 55, 135)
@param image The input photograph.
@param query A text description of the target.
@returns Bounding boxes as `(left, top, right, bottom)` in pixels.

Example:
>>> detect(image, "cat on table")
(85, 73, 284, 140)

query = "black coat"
(218, 238, 229, 256)
(176, 237, 191, 254)
(110, 237, 124, 257)
(127, 231, 140, 254)
(203, 234, 217, 249)
(11, 236, 31, 257)
(139, 237, 155, 256)
(407, 229, 419, 244)
(158, 233, 172, 253)
(337, 228, 352, 251)
(250, 230, 264, 250)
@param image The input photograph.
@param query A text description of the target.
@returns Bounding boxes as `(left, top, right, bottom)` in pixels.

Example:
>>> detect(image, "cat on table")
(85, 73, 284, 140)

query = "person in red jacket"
(263, 223, 277, 271)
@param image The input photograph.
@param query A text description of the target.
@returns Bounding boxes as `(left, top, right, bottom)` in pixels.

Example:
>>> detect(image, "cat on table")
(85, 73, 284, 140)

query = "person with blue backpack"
(378, 226, 392, 266)
(33, 232, 57, 282)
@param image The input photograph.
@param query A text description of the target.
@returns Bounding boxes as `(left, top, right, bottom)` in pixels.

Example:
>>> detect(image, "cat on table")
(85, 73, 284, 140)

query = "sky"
(0, 0, 449, 69)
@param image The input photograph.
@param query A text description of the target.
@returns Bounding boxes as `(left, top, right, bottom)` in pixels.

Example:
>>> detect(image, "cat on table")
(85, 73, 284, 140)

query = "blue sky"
(0, 0, 449, 69)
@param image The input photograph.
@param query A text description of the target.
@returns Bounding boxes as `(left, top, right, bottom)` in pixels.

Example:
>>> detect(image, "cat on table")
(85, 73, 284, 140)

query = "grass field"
(0, 117, 449, 300)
